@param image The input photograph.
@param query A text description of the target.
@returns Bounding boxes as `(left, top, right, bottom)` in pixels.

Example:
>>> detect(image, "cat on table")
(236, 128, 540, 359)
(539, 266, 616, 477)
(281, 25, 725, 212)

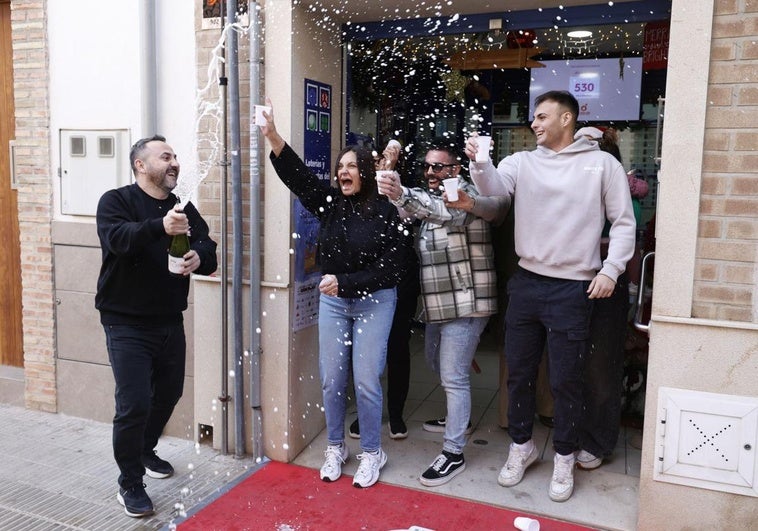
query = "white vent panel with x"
(655, 387, 758, 497)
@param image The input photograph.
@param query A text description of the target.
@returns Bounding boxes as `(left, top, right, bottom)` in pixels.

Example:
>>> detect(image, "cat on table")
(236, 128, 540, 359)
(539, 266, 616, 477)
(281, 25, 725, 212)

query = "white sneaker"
(320, 444, 348, 482)
(498, 441, 539, 487)
(352, 449, 387, 488)
(576, 449, 603, 470)
(549, 452, 576, 502)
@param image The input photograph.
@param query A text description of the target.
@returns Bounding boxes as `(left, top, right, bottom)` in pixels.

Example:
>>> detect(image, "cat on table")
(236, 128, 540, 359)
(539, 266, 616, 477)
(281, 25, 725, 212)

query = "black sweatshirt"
(271, 144, 409, 297)
(95, 183, 218, 325)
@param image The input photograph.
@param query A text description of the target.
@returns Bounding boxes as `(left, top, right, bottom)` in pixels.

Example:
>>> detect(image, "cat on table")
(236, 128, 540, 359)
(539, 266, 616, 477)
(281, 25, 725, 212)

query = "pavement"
(0, 402, 258, 530)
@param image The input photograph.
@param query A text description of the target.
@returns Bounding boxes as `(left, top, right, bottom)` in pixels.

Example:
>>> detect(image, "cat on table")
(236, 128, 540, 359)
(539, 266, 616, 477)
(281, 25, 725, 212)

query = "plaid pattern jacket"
(393, 177, 508, 323)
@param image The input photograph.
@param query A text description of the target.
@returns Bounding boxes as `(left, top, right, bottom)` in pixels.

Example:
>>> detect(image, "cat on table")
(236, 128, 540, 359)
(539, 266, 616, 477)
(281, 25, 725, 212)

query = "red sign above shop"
(643, 20, 670, 70)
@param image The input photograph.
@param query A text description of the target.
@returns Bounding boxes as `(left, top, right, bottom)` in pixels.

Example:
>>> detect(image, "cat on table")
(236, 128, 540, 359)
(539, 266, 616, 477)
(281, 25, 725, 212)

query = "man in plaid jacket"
(377, 136, 509, 487)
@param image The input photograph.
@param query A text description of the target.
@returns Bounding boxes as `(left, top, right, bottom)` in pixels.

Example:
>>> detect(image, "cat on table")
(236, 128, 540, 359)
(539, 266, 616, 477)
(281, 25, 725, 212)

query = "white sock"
(515, 439, 535, 452)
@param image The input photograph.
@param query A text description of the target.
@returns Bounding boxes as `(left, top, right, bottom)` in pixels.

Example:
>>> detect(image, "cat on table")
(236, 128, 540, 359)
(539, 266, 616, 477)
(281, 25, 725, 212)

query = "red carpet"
(179, 461, 594, 531)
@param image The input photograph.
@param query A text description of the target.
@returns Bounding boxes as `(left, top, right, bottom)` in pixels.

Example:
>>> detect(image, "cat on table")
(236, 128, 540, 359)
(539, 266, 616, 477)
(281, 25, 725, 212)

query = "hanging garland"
(441, 70, 467, 103)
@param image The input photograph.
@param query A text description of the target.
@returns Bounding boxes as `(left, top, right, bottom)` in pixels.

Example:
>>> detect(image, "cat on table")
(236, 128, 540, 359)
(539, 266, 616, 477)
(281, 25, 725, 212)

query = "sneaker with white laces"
(576, 449, 603, 470)
(422, 417, 473, 435)
(116, 483, 154, 518)
(320, 444, 349, 482)
(419, 450, 466, 487)
(352, 449, 387, 488)
(142, 451, 174, 479)
(549, 452, 576, 502)
(498, 441, 539, 487)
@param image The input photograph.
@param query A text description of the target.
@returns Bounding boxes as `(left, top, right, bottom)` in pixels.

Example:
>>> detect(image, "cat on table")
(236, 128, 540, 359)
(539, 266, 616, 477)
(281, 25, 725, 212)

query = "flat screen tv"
(529, 57, 643, 121)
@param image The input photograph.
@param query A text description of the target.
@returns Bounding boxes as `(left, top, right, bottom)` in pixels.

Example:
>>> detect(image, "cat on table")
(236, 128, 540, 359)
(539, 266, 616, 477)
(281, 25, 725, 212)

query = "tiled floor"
(293, 325, 642, 531)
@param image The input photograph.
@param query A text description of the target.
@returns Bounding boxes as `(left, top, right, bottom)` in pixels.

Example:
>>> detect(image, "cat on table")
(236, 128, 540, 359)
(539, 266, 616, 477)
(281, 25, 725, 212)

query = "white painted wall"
(48, 0, 197, 218)
(156, 0, 200, 204)
(254, 0, 346, 461)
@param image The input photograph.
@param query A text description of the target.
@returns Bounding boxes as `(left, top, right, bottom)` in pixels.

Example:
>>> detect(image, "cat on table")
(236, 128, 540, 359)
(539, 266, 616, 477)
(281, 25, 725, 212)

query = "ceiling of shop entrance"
(299, 0, 668, 56)
(299, 0, 643, 24)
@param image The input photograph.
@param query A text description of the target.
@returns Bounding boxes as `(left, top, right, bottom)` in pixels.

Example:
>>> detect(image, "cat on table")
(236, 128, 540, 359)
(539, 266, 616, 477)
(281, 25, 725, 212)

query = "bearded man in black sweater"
(95, 135, 217, 518)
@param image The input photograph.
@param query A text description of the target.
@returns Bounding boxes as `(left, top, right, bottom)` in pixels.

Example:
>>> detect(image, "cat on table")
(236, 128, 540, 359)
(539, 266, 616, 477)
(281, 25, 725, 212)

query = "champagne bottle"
(168, 204, 190, 276)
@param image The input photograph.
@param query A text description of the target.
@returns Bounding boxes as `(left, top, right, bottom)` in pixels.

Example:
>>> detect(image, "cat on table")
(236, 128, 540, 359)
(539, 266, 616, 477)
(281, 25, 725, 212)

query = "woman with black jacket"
(260, 101, 409, 488)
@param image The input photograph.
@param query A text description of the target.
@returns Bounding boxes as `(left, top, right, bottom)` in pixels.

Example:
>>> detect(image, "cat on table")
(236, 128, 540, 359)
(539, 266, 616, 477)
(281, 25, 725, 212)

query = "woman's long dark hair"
(598, 128, 622, 164)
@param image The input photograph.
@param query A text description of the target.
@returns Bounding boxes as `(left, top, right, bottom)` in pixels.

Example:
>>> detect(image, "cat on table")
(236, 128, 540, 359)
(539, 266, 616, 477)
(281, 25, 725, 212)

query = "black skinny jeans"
(581, 273, 629, 457)
(385, 271, 420, 420)
(505, 268, 593, 455)
(104, 323, 186, 488)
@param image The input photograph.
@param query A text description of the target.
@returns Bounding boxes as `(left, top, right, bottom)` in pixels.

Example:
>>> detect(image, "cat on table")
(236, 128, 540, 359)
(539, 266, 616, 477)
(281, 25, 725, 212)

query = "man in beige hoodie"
(466, 90, 636, 502)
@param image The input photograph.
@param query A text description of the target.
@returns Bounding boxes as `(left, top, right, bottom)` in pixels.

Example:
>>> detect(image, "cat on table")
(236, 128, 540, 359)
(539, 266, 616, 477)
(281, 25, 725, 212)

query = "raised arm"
(386, 180, 475, 227)
(446, 188, 510, 226)
(259, 96, 286, 157)
(465, 134, 517, 197)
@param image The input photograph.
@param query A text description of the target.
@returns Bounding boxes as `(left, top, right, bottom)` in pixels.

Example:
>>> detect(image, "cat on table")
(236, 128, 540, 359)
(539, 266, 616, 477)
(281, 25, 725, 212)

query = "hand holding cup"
(376, 170, 400, 200)
(381, 140, 402, 170)
(254, 104, 272, 127)
(442, 177, 459, 201)
(475, 135, 492, 162)
(258, 97, 286, 156)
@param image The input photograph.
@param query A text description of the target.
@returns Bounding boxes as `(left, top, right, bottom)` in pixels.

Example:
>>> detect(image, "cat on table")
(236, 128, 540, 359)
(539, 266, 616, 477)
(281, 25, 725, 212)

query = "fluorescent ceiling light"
(567, 30, 593, 39)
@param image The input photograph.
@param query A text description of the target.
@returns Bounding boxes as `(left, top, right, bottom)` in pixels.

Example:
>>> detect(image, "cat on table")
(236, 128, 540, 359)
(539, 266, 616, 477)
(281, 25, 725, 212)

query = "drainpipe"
(248, 0, 263, 462)
(218, 0, 230, 456)
(226, 0, 246, 458)
(138, 0, 156, 135)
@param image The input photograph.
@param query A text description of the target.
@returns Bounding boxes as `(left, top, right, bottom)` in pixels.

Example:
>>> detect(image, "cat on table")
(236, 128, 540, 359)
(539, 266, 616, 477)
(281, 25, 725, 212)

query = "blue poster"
(293, 79, 331, 331)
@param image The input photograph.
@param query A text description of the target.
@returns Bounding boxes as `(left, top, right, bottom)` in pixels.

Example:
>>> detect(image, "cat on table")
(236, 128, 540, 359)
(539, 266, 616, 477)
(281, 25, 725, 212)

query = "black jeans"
(505, 268, 593, 455)
(104, 323, 186, 488)
(581, 273, 629, 457)
(385, 272, 420, 421)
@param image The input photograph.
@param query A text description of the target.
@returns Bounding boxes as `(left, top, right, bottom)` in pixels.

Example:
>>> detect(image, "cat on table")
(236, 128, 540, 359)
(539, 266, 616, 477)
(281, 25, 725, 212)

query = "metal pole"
(226, 0, 246, 458)
(218, 0, 230, 457)
(248, 0, 263, 462)
(138, 0, 156, 135)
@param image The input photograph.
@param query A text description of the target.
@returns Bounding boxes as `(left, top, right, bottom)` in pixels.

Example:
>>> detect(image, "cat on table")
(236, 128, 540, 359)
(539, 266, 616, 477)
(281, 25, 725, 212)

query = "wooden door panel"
(0, 0, 24, 367)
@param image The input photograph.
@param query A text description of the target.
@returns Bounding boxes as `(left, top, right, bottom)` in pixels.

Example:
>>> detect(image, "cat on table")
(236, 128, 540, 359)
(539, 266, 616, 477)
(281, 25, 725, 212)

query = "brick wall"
(194, 6, 259, 279)
(11, 0, 57, 411)
(694, 0, 758, 322)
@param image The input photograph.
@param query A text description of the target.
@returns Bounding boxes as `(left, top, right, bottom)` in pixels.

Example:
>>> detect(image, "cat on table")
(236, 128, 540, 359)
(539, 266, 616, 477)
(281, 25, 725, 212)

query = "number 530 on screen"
(570, 76, 600, 98)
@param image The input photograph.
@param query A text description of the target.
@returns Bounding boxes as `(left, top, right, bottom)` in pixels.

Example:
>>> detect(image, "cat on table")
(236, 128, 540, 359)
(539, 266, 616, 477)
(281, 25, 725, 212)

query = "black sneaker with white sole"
(142, 452, 174, 479)
(419, 450, 466, 487)
(348, 419, 360, 439)
(388, 417, 408, 439)
(117, 483, 154, 518)
(422, 417, 473, 435)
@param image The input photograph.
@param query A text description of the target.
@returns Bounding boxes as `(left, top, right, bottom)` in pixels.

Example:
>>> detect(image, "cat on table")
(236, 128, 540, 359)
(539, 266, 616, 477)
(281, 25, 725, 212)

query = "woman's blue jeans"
(318, 288, 396, 452)
(425, 316, 489, 454)
(104, 323, 186, 488)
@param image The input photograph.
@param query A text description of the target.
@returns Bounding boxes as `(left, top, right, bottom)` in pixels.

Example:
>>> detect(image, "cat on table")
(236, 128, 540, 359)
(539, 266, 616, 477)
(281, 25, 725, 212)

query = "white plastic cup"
(375, 170, 395, 195)
(443, 177, 459, 201)
(386, 139, 402, 151)
(476, 135, 492, 162)
(254, 104, 272, 126)
(513, 516, 540, 531)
